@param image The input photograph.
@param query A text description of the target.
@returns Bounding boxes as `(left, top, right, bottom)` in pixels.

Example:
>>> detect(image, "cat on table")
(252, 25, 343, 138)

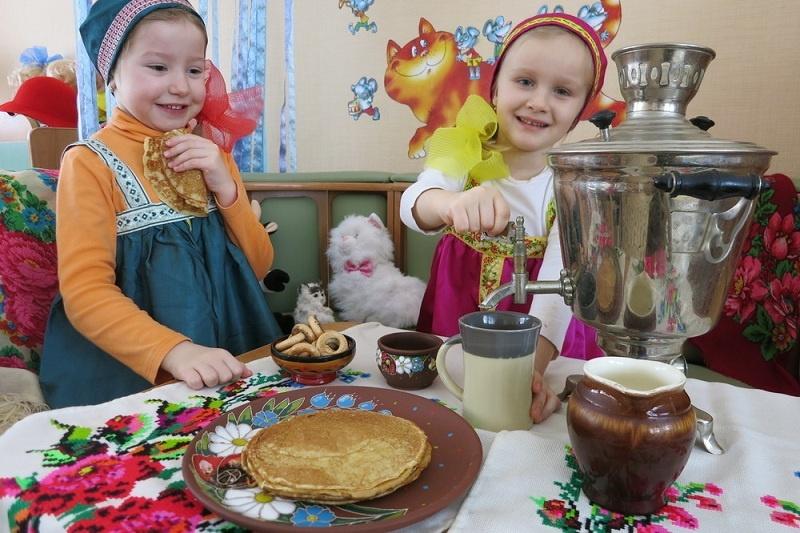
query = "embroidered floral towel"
(0, 323, 484, 532)
(450, 378, 800, 532)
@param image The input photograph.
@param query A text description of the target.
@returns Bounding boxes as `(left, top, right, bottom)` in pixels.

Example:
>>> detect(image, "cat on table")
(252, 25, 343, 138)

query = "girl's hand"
(440, 184, 510, 236)
(163, 120, 237, 206)
(530, 369, 560, 423)
(161, 341, 253, 389)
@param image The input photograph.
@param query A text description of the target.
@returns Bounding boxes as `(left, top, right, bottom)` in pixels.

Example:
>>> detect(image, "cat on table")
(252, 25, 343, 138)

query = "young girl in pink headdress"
(400, 13, 607, 423)
(40, 0, 279, 407)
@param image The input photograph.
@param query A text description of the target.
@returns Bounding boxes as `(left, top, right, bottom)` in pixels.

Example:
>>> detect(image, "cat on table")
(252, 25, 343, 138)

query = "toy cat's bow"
(344, 259, 374, 276)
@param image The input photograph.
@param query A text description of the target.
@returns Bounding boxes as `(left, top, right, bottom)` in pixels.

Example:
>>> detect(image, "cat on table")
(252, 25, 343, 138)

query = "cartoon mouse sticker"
(348, 77, 381, 121)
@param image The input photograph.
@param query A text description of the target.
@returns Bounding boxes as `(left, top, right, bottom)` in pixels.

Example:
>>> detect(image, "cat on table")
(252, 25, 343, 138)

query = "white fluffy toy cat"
(327, 213, 425, 328)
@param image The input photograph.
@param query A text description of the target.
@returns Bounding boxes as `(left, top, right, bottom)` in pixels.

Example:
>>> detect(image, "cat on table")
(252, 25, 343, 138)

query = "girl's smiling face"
(110, 18, 207, 132)
(492, 28, 593, 162)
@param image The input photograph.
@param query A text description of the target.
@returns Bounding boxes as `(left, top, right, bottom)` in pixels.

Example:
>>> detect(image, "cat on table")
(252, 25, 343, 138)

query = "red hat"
(0, 76, 78, 128)
(491, 13, 607, 121)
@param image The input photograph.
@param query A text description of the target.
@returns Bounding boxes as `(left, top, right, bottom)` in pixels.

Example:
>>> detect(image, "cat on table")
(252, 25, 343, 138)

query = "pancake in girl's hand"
(242, 409, 431, 503)
(143, 129, 208, 216)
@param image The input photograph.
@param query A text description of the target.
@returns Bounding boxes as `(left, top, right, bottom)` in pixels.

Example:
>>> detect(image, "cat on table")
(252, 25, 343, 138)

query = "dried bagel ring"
(291, 323, 317, 342)
(316, 331, 348, 356)
(284, 342, 320, 356)
(307, 315, 324, 338)
(275, 332, 305, 351)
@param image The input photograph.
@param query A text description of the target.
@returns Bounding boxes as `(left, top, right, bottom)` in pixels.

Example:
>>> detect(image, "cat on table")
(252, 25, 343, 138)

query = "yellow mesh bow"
(425, 95, 509, 183)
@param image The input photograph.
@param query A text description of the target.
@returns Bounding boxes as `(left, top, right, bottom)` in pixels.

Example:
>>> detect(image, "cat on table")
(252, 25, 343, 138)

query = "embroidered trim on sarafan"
(79, 139, 216, 235)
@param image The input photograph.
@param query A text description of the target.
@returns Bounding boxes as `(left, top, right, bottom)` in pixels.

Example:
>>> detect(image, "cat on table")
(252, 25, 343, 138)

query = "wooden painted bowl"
(270, 334, 355, 385)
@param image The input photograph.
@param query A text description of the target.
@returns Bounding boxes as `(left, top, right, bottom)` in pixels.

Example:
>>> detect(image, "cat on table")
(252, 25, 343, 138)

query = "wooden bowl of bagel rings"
(270, 315, 355, 385)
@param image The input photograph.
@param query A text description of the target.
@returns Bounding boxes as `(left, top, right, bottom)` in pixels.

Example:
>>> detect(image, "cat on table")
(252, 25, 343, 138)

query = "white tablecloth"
(1, 322, 798, 532)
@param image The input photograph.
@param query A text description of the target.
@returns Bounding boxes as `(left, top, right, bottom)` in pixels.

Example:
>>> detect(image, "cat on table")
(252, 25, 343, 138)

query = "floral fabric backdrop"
(0, 169, 58, 373)
(690, 173, 800, 395)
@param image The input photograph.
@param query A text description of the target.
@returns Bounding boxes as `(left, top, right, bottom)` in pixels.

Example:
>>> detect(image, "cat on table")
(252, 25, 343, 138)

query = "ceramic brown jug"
(567, 357, 696, 515)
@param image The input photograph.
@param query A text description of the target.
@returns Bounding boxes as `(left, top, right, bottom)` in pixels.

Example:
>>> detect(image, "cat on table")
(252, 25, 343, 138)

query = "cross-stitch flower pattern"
(531, 446, 724, 532)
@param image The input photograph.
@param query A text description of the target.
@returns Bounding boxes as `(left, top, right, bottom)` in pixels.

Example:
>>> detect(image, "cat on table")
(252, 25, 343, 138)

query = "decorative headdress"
(79, 0, 202, 83)
(491, 13, 607, 120)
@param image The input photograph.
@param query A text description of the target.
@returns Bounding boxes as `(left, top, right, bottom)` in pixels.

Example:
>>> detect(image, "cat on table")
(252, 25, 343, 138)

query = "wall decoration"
(339, 0, 378, 35)
(482, 16, 513, 62)
(348, 77, 381, 121)
(454, 26, 483, 80)
(384, 18, 493, 159)
(383, 1, 627, 160)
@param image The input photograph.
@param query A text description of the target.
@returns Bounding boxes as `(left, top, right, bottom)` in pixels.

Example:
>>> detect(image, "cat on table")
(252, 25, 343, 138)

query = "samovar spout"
(478, 216, 574, 311)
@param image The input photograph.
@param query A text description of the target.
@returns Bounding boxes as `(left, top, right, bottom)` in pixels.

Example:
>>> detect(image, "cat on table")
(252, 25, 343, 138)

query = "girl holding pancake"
(40, 0, 281, 407)
(400, 13, 608, 423)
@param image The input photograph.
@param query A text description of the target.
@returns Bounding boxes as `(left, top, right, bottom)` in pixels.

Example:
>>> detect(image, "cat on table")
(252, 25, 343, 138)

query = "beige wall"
(1, 0, 798, 177)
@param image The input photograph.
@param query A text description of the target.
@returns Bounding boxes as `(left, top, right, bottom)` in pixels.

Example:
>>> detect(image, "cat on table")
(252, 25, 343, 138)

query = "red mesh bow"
(197, 61, 263, 152)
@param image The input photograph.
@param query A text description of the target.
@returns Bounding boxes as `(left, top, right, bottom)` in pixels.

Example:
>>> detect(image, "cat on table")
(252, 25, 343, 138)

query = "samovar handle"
(704, 197, 755, 264)
(652, 169, 767, 201)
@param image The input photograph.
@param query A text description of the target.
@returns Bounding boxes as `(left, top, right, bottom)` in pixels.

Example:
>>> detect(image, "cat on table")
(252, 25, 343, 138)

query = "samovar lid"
(548, 43, 776, 158)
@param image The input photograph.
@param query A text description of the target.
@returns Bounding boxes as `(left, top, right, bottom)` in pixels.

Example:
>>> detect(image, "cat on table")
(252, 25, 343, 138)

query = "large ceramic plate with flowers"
(182, 386, 482, 531)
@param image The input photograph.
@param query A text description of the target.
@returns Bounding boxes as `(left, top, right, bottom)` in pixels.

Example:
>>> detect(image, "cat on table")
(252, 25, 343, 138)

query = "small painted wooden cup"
(376, 332, 443, 389)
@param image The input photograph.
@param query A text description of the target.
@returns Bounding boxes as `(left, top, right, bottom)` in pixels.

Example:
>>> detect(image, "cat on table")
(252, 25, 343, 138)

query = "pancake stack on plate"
(242, 409, 431, 503)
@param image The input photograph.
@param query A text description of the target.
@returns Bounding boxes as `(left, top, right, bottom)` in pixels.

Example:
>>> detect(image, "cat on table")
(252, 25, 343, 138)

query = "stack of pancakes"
(242, 409, 431, 503)
(143, 129, 209, 216)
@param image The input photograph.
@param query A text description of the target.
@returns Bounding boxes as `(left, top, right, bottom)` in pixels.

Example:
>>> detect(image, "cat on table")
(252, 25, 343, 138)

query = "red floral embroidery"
(0, 355, 27, 369)
(71, 489, 205, 532)
(725, 255, 768, 322)
(0, 477, 22, 498)
(23, 454, 162, 516)
(761, 494, 800, 528)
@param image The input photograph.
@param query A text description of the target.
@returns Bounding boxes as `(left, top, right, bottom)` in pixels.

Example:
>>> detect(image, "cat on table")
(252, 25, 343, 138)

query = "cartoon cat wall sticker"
(384, 1, 626, 159)
(384, 17, 494, 159)
(339, 0, 378, 35)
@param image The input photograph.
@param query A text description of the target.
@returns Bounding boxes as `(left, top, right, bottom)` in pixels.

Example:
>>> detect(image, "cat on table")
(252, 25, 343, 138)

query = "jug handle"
(436, 335, 464, 400)
(703, 197, 754, 264)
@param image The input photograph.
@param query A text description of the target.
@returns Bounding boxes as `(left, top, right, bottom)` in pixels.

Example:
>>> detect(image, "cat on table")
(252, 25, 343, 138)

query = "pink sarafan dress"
(416, 223, 604, 360)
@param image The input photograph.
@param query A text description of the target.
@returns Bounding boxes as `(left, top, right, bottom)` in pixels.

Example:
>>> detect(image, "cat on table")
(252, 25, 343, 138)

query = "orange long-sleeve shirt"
(56, 109, 272, 383)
